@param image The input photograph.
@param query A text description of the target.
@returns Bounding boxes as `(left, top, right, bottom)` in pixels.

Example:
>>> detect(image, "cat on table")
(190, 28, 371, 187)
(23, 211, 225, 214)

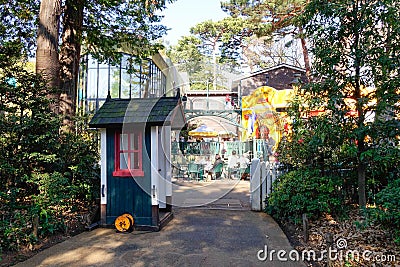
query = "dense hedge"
(371, 178, 400, 244)
(265, 168, 345, 223)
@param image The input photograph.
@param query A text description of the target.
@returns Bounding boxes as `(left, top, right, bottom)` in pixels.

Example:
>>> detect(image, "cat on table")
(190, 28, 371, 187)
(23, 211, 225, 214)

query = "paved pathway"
(16, 181, 305, 267)
(171, 179, 250, 209)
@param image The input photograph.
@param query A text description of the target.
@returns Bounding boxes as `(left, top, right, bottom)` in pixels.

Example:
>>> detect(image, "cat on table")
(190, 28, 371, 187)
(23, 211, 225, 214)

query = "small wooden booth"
(89, 96, 185, 231)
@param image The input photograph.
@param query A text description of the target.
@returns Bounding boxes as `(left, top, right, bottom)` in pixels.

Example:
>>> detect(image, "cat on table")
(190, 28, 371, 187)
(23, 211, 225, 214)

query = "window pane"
(88, 56, 97, 68)
(98, 69, 109, 98)
(120, 153, 128, 169)
(110, 67, 120, 98)
(131, 152, 140, 169)
(141, 63, 150, 98)
(121, 69, 131, 98)
(121, 54, 130, 69)
(120, 134, 128, 150)
(98, 100, 105, 109)
(131, 72, 141, 98)
(130, 133, 139, 150)
(98, 60, 108, 69)
(87, 69, 98, 98)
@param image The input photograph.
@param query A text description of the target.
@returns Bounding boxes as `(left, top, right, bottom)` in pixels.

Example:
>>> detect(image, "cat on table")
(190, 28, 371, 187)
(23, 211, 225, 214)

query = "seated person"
(195, 156, 213, 179)
(211, 154, 224, 179)
(238, 153, 250, 180)
(202, 156, 213, 181)
(227, 150, 239, 179)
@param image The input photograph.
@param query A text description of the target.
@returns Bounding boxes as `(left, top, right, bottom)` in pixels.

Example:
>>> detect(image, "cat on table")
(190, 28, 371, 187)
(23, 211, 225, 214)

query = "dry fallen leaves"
(284, 209, 400, 266)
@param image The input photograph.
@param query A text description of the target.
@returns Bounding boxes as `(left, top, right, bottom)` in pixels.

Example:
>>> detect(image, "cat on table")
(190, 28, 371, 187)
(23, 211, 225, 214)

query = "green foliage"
(167, 1, 307, 82)
(83, 0, 174, 62)
(0, 0, 40, 56)
(266, 169, 345, 223)
(190, 17, 250, 58)
(188, 16, 257, 72)
(57, 131, 100, 202)
(166, 36, 207, 79)
(0, 54, 99, 253)
(179, 122, 199, 142)
(279, 0, 400, 209)
(0, 60, 61, 190)
(220, 0, 308, 69)
(166, 29, 241, 89)
(274, 0, 400, 230)
(371, 179, 400, 229)
(0, 0, 169, 257)
(277, 100, 357, 170)
(29, 172, 71, 236)
(0, 0, 172, 61)
(369, 178, 400, 244)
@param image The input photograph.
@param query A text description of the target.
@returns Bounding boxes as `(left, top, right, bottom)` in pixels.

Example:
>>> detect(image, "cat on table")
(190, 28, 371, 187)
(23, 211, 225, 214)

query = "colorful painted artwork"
(241, 85, 379, 157)
(241, 86, 293, 151)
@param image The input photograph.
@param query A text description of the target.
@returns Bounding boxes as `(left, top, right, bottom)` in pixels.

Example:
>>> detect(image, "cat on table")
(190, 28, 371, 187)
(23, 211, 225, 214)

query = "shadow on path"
(16, 181, 305, 267)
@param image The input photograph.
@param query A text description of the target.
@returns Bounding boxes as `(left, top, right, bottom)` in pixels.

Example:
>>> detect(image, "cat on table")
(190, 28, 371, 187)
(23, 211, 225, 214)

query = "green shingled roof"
(89, 97, 184, 128)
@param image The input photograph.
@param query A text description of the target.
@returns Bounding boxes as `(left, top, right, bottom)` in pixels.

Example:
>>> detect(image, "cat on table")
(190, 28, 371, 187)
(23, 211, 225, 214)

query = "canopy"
(218, 130, 237, 138)
(188, 124, 218, 138)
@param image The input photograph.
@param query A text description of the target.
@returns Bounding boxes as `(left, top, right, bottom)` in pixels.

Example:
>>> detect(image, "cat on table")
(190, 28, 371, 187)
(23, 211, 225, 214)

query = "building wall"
(187, 96, 226, 110)
(233, 65, 308, 97)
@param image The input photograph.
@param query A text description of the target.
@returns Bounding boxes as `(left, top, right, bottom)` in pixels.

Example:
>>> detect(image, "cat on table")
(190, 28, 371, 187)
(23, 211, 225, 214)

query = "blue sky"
(160, 0, 228, 45)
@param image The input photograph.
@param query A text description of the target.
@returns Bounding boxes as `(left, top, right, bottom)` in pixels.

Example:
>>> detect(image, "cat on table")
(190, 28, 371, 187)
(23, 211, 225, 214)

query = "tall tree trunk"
(59, 0, 84, 127)
(357, 152, 367, 208)
(212, 42, 218, 91)
(356, 83, 367, 209)
(298, 27, 311, 82)
(36, 0, 61, 113)
(353, 15, 367, 209)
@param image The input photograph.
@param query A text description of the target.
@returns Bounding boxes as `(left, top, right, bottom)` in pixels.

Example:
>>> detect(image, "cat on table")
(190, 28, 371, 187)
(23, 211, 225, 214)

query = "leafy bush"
(370, 179, 400, 244)
(374, 179, 400, 227)
(0, 190, 36, 252)
(57, 131, 100, 202)
(28, 172, 74, 237)
(0, 55, 99, 254)
(266, 168, 345, 223)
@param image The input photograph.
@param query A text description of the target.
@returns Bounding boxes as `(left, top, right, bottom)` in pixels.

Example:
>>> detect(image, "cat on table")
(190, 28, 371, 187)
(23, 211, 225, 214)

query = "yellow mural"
(241, 85, 380, 155)
(241, 86, 293, 148)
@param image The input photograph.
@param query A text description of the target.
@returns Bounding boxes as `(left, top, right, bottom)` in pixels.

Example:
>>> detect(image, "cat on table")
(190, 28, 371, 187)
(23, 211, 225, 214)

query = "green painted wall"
(106, 128, 152, 226)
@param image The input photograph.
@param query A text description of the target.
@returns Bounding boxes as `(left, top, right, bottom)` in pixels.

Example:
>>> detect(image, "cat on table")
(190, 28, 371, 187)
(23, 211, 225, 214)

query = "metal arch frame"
(184, 108, 243, 128)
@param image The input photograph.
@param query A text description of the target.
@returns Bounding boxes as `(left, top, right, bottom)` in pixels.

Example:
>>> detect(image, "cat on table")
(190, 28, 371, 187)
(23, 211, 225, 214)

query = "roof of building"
(185, 90, 238, 96)
(236, 63, 306, 81)
(89, 97, 186, 129)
